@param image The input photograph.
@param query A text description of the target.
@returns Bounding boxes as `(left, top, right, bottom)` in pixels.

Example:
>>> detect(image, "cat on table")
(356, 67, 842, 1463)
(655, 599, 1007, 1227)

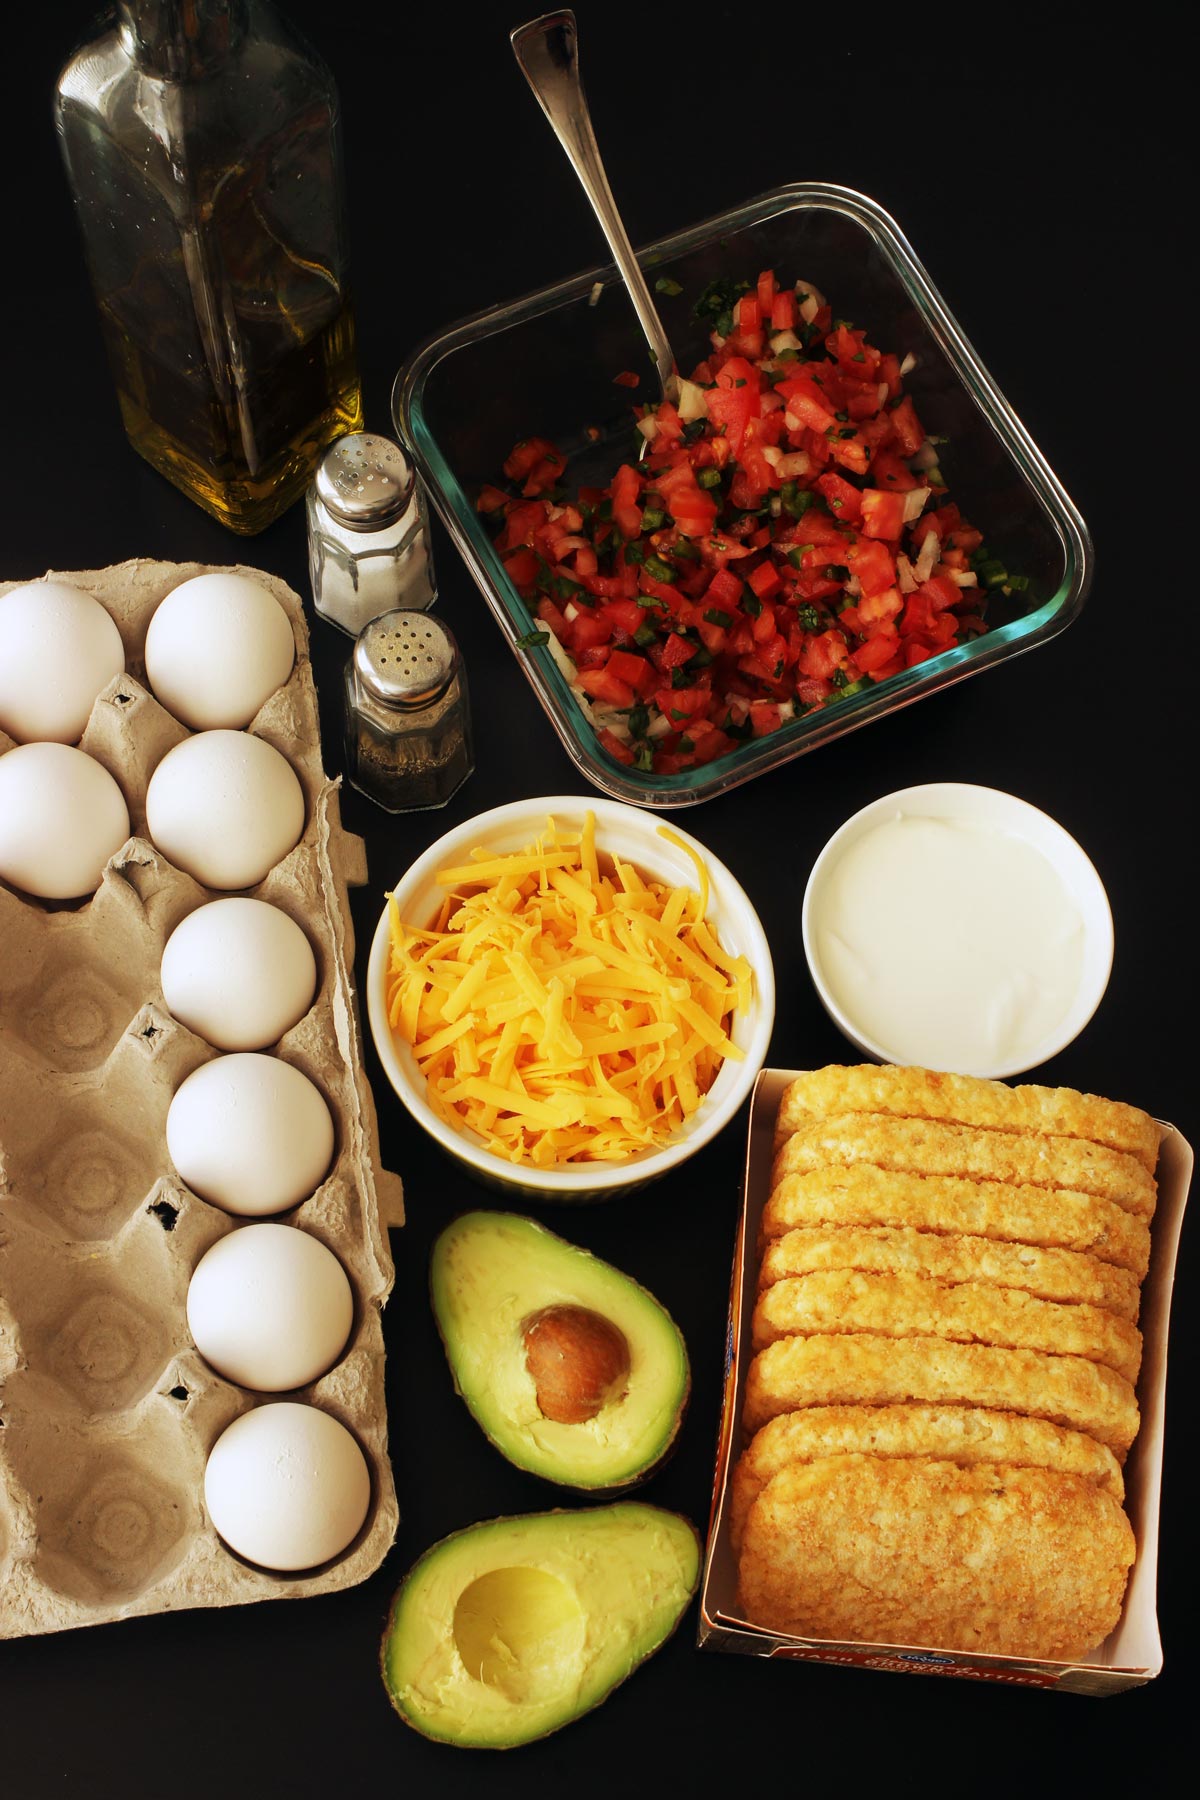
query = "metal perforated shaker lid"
(315, 432, 413, 530)
(354, 611, 459, 708)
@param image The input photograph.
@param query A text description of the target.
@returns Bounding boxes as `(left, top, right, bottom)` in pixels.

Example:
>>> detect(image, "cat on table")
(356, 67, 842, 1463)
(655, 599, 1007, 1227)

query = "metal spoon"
(510, 9, 679, 403)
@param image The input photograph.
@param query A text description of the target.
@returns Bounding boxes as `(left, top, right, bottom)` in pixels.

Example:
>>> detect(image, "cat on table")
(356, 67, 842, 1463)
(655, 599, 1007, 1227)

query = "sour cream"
(803, 786, 1112, 1078)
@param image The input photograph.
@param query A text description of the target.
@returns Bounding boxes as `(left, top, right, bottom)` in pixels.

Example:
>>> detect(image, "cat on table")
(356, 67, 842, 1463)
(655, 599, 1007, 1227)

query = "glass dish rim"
(393, 180, 1093, 809)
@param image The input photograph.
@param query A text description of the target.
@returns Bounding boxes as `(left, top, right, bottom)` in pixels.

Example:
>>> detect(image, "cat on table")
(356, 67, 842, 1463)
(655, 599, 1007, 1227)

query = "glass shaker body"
(55, 0, 363, 535)
(343, 612, 473, 813)
(308, 433, 436, 636)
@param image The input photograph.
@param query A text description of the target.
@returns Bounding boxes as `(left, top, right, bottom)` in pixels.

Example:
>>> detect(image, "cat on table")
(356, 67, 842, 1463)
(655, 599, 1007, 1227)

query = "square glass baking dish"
(393, 182, 1091, 809)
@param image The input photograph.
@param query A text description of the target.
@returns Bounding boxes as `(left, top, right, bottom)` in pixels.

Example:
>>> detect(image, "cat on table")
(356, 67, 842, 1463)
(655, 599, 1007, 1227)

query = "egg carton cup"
(0, 559, 403, 1638)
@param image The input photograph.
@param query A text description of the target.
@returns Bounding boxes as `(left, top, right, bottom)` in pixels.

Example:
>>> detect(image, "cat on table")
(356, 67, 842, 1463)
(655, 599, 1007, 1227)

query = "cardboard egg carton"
(0, 559, 403, 1638)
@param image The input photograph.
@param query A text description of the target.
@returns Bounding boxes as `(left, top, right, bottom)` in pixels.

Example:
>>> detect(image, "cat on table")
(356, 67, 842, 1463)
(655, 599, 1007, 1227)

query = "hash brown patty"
(771, 1115, 1156, 1219)
(751, 1270, 1142, 1383)
(757, 1225, 1141, 1320)
(742, 1332, 1140, 1452)
(775, 1067, 1161, 1173)
(737, 1456, 1135, 1660)
(761, 1165, 1151, 1278)
(729, 1404, 1125, 1548)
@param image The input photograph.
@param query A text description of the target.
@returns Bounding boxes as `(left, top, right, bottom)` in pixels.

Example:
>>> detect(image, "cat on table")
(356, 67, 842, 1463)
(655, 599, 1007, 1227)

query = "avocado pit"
(522, 1304, 632, 1424)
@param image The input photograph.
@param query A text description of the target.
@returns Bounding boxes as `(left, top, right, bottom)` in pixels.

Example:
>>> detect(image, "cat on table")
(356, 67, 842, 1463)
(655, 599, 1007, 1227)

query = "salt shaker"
(343, 612, 473, 812)
(308, 433, 436, 635)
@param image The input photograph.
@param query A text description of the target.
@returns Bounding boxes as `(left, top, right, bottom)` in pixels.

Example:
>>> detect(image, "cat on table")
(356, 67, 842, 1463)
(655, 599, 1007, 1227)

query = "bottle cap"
(354, 612, 459, 710)
(315, 433, 414, 530)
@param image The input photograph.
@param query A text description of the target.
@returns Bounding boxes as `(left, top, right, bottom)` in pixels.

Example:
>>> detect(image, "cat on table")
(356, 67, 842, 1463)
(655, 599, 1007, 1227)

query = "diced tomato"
(870, 450, 920, 492)
(502, 547, 540, 588)
(815, 472, 863, 524)
(705, 357, 760, 456)
(756, 271, 777, 316)
(776, 373, 837, 434)
(656, 459, 719, 538)
(920, 573, 963, 612)
(847, 539, 896, 599)
(597, 727, 634, 765)
(852, 626, 901, 673)
(576, 667, 636, 708)
(799, 629, 850, 681)
(704, 567, 744, 611)
(889, 395, 925, 457)
(749, 699, 783, 737)
(606, 649, 655, 695)
(770, 290, 798, 330)
(610, 464, 643, 541)
(856, 585, 903, 630)
(860, 489, 908, 541)
(612, 370, 640, 388)
(660, 632, 697, 670)
(503, 437, 562, 483)
(655, 683, 710, 721)
(747, 562, 782, 603)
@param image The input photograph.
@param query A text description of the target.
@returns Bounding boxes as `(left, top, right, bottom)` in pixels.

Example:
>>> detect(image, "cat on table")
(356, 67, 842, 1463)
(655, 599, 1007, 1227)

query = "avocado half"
(431, 1211, 690, 1489)
(380, 1502, 700, 1749)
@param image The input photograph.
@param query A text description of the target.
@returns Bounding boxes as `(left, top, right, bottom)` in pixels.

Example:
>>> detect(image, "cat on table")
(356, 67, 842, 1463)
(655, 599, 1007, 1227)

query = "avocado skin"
(379, 1502, 701, 1749)
(430, 1211, 691, 1490)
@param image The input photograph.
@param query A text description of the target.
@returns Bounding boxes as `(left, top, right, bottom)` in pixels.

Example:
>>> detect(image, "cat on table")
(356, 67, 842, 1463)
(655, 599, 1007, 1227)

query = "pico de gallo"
(478, 269, 1024, 776)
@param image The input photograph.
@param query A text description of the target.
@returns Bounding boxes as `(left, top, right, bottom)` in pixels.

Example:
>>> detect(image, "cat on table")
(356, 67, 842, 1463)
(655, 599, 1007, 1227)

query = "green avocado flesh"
(381, 1503, 700, 1748)
(431, 1211, 690, 1488)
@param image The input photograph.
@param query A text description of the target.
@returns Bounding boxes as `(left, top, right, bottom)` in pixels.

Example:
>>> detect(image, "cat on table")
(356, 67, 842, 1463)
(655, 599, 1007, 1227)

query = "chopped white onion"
(776, 701, 795, 721)
(795, 279, 826, 323)
(902, 486, 931, 524)
(845, 575, 862, 597)
(636, 416, 658, 442)
(948, 570, 978, 587)
(912, 441, 940, 471)
(899, 352, 918, 376)
(877, 382, 889, 408)
(647, 712, 673, 740)
(776, 450, 811, 478)
(896, 553, 918, 594)
(915, 530, 939, 584)
(769, 496, 782, 518)
(563, 603, 579, 623)
(676, 378, 709, 423)
(588, 282, 603, 308)
(762, 445, 783, 468)
(770, 329, 801, 352)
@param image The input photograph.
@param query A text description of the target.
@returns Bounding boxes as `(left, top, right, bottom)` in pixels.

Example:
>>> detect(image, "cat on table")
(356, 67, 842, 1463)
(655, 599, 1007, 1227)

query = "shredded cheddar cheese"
(386, 813, 753, 1166)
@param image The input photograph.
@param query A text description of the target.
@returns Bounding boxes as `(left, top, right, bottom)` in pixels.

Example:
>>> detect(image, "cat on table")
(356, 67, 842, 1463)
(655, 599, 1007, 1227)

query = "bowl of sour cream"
(802, 783, 1113, 1079)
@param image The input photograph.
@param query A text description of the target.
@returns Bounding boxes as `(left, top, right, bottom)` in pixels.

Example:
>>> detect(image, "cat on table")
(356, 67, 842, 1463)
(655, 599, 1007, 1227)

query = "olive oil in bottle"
(55, 0, 363, 535)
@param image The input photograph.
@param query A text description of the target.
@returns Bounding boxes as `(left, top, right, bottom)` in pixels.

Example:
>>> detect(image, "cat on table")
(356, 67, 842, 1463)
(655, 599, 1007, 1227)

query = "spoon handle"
(511, 10, 679, 403)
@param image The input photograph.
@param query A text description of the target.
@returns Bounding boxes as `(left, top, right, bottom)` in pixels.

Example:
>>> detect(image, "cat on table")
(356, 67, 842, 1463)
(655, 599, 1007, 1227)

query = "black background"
(2, 4, 1194, 1794)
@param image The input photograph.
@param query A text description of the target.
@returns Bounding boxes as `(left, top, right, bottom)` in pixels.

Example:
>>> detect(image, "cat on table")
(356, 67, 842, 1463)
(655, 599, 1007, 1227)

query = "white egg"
(144, 572, 295, 730)
(187, 1224, 353, 1391)
(167, 1052, 334, 1215)
(161, 898, 318, 1050)
(204, 1402, 370, 1570)
(0, 579, 126, 744)
(145, 730, 305, 890)
(0, 743, 130, 899)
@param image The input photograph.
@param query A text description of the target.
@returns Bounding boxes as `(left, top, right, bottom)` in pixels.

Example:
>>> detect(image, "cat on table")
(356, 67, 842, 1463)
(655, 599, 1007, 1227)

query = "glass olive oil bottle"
(55, 0, 363, 535)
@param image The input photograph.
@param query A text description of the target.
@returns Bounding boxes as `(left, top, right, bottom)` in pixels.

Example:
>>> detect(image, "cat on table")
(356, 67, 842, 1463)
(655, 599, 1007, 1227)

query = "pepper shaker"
(343, 611, 473, 812)
(308, 433, 436, 635)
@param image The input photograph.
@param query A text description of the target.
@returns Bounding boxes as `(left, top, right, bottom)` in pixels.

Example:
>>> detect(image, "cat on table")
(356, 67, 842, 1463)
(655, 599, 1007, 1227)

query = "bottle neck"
(116, 0, 250, 79)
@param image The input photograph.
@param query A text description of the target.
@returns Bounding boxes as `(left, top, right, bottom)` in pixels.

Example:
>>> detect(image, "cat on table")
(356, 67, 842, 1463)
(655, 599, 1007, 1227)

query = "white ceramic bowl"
(801, 782, 1113, 1080)
(366, 796, 775, 1199)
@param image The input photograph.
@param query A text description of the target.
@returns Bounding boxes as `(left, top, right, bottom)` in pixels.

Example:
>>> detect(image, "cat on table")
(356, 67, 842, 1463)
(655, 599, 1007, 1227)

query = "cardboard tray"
(698, 1067, 1191, 1694)
(0, 561, 403, 1638)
